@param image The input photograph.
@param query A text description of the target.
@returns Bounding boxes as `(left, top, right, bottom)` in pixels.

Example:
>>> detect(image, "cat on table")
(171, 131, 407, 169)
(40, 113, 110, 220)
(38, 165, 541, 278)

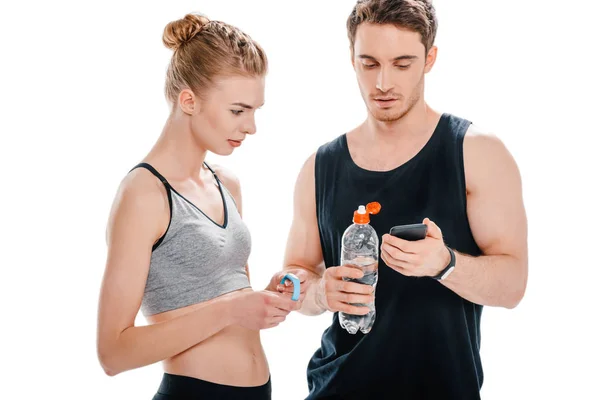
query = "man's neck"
(362, 103, 437, 144)
(346, 103, 443, 172)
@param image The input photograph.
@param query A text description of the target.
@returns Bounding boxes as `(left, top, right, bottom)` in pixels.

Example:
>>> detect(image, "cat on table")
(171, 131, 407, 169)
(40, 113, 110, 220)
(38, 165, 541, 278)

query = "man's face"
(352, 23, 437, 122)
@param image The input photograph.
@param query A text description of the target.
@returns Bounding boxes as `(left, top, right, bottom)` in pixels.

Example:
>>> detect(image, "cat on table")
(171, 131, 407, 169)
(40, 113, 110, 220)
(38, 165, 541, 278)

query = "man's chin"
(370, 108, 404, 122)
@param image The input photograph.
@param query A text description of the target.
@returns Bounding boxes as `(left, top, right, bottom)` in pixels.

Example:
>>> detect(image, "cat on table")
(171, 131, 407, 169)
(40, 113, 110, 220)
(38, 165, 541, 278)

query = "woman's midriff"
(146, 288, 270, 387)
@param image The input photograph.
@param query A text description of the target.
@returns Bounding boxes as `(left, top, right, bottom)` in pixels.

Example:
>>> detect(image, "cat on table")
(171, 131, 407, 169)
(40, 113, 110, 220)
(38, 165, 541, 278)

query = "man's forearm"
(441, 252, 527, 309)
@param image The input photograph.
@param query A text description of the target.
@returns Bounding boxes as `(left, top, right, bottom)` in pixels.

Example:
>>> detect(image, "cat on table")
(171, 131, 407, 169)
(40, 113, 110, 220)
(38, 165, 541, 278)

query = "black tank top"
(307, 113, 483, 400)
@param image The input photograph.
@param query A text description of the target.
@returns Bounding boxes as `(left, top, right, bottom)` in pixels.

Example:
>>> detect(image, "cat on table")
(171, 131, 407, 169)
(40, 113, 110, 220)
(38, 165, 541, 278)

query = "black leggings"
(152, 373, 272, 400)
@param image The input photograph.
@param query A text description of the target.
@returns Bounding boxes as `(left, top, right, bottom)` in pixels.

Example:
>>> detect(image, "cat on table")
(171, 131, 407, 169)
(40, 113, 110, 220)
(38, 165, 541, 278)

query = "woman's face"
(186, 75, 265, 155)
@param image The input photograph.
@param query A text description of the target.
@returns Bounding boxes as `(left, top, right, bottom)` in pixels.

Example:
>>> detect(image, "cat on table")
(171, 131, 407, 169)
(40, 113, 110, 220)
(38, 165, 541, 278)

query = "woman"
(96, 13, 298, 399)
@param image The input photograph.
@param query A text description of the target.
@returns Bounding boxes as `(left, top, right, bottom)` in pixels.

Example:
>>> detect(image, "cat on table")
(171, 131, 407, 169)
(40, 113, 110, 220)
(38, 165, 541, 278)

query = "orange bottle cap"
(366, 202, 381, 215)
(353, 202, 381, 224)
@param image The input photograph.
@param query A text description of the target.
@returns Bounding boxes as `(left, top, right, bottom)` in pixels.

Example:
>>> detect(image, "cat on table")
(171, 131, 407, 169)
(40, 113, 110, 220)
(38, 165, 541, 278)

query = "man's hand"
(381, 218, 451, 278)
(314, 266, 374, 315)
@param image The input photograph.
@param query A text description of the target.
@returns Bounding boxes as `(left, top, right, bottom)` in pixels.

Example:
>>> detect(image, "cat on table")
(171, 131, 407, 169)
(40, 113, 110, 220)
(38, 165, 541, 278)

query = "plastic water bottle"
(339, 202, 381, 334)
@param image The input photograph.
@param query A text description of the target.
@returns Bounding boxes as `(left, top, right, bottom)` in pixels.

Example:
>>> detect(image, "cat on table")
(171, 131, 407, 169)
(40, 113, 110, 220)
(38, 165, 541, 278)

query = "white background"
(1, 0, 599, 399)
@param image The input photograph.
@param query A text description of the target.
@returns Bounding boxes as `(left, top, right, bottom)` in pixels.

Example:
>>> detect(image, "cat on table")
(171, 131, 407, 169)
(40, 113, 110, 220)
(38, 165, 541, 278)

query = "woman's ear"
(178, 89, 197, 115)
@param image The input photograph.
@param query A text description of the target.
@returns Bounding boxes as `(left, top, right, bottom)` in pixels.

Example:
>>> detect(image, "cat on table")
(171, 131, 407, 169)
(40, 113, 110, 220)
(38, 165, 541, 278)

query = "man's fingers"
(423, 218, 442, 240)
(381, 250, 413, 275)
(381, 249, 412, 275)
(381, 248, 403, 268)
(328, 280, 374, 295)
(381, 243, 419, 264)
(382, 234, 418, 253)
(332, 301, 371, 315)
(332, 266, 364, 280)
(330, 292, 375, 304)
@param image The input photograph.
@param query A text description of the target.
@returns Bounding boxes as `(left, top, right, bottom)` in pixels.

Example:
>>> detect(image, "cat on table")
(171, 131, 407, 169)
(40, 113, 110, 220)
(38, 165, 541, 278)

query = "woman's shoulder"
(209, 163, 242, 211)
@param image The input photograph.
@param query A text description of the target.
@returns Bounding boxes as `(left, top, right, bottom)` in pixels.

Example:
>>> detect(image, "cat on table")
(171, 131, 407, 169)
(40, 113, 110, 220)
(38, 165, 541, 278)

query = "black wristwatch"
(432, 246, 456, 281)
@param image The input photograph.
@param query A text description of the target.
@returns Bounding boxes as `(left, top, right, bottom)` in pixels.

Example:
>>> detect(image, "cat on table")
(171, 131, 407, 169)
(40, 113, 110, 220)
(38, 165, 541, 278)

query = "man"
(271, 0, 528, 398)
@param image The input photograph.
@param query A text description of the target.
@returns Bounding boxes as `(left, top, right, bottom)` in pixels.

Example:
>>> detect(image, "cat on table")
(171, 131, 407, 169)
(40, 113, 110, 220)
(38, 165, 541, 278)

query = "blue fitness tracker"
(280, 273, 301, 301)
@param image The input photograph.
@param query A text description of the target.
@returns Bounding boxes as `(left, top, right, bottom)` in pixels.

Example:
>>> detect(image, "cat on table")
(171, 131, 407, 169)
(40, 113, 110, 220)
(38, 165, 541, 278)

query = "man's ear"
(424, 45, 438, 74)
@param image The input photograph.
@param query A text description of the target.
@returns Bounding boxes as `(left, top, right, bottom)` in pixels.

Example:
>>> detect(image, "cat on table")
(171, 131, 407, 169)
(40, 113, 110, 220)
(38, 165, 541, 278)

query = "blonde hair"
(162, 13, 268, 104)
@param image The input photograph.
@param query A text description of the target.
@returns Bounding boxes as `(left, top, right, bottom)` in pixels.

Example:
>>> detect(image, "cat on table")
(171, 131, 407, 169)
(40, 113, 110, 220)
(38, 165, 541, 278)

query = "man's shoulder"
(316, 133, 347, 155)
(462, 124, 519, 192)
(463, 124, 506, 154)
(296, 133, 349, 184)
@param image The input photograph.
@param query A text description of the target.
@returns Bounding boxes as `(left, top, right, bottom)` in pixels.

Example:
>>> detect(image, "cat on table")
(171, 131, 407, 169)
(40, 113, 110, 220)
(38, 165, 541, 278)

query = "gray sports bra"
(131, 163, 252, 316)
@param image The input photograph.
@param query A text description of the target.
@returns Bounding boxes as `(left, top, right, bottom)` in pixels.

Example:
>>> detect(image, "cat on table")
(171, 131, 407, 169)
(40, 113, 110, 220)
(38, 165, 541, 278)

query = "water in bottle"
(339, 202, 381, 334)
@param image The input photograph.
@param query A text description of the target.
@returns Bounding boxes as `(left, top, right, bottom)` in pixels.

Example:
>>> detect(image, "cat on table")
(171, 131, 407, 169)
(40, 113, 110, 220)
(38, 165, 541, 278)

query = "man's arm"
(275, 153, 373, 315)
(279, 153, 327, 315)
(441, 129, 528, 308)
(381, 127, 528, 309)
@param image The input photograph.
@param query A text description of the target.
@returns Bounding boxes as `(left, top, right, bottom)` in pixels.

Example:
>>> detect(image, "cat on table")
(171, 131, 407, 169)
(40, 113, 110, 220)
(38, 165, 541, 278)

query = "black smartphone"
(389, 223, 428, 241)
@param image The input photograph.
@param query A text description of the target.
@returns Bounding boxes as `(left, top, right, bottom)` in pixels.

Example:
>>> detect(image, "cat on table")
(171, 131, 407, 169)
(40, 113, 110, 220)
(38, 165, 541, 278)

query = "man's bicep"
(283, 153, 325, 276)
(464, 132, 528, 260)
(284, 213, 325, 276)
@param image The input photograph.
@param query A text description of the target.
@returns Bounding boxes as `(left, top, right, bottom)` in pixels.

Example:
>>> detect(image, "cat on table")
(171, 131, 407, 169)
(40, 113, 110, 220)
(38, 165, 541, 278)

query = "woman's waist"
(145, 288, 269, 385)
(163, 325, 269, 386)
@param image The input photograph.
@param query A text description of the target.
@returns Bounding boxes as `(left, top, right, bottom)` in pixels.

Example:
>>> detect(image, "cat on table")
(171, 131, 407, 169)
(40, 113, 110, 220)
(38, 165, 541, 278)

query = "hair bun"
(163, 13, 210, 51)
